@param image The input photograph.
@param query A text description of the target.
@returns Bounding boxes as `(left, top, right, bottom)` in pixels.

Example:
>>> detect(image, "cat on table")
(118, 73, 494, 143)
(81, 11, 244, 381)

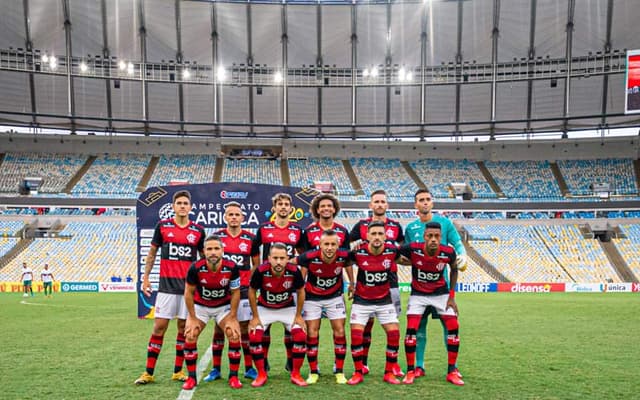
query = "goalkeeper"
(404, 189, 467, 379)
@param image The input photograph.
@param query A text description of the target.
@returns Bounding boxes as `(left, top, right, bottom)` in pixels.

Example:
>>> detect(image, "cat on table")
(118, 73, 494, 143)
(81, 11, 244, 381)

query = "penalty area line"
(176, 346, 212, 400)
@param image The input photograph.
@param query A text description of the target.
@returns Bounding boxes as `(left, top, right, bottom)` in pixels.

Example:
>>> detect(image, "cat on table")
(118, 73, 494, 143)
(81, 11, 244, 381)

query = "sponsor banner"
(633, 283, 640, 293)
(456, 282, 498, 293)
(99, 282, 136, 293)
(625, 49, 640, 114)
(136, 183, 317, 319)
(601, 282, 632, 293)
(0, 281, 61, 293)
(565, 283, 603, 293)
(497, 282, 565, 293)
(61, 281, 99, 293)
(398, 282, 411, 293)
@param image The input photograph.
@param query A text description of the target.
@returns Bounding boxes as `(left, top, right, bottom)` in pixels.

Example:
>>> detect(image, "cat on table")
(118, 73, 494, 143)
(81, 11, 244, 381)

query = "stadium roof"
(0, 0, 639, 139)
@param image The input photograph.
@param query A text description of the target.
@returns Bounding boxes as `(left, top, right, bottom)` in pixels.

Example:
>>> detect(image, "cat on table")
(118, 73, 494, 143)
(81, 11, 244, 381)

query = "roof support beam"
(246, 3, 254, 137)
(316, 1, 323, 138)
(100, 0, 113, 132)
(210, 3, 220, 137)
(281, 2, 289, 137)
(525, 0, 537, 134)
(489, 0, 501, 137)
(419, 1, 428, 141)
(385, 0, 392, 139)
(22, 0, 37, 127)
(350, 2, 357, 139)
(454, 0, 463, 136)
(600, 0, 614, 128)
(137, 0, 149, 134)
(62, 0, 76, 133)
(562, 0, 576, 134)
(175, 0, 185, 134)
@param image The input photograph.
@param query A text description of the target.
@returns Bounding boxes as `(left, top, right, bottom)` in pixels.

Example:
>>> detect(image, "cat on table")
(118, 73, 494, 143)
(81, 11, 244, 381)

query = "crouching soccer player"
(400, 222, 463, 386)
(248, 243, 307, 387)
(182, 235, 243, 390)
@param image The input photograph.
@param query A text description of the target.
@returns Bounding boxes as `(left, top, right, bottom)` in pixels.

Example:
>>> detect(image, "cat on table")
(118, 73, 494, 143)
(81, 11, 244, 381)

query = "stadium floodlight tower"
(449, 182, 473, 201)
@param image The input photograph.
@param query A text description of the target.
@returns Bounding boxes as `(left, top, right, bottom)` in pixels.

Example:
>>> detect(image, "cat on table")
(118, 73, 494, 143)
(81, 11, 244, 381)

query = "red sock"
(145, 334, 163, 375)
(174, 333, 185, 373)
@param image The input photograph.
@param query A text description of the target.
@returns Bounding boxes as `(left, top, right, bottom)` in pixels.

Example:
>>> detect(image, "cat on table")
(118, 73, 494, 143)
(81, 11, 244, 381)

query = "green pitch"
(1, 292, 637, 400)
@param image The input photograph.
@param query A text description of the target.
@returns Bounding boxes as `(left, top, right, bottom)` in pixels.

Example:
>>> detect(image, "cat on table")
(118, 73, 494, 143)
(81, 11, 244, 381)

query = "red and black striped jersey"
(300, 221, 349, 252)
(250, 262, 304, 309)
(186, 258, 240, 308)
(349, 242, 399, 305)
(297, 248, 349, 300)
(399, 243, 456, 296)
(348, 217, 405, 244)
(152, 218, 205, 294)
(215, 228, 255, 296)
(251, 221, 303, 261)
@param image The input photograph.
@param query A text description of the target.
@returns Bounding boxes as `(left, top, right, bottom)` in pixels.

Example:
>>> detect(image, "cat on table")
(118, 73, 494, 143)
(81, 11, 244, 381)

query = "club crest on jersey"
(283, 281, 292, 289)
(186, 233, 197, 244)
(386, 229, 394, 238)
(436, 262, 447, 271)
(288, 233, 297, 242)
(334, 267, 342, 275)
(382, 259, 392, 269)
(239, 243, 248, 252)
(220, 278, 229, 286)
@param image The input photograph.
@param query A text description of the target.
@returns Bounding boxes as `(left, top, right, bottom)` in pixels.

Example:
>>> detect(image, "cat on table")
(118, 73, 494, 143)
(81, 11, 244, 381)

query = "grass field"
(1, 292, 638, 400)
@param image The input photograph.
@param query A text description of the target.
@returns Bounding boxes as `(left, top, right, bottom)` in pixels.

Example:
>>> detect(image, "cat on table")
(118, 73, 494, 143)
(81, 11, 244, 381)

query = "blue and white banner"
(61, 282, 99, 293)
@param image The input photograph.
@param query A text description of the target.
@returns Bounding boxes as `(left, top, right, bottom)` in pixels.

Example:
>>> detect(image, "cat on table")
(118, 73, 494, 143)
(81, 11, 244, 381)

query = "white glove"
(456, 253, 468, 272)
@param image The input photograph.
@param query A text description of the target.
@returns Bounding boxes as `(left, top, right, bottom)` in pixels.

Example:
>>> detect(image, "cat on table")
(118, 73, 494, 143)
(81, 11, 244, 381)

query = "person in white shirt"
(21, 262, 34, 297)
(41, 264, 55, 298)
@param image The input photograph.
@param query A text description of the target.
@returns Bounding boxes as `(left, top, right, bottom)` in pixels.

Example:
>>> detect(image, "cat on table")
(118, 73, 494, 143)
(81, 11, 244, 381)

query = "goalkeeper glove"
(456, 253, 468, 272)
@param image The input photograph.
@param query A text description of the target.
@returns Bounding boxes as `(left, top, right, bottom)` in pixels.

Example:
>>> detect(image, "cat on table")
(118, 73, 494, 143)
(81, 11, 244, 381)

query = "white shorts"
(237, 298, 253, 322)
(194, 303, 232, 326)
(351, 303, 398, 326)
(255, 306, 301, 331)
(303, 296, 346, 321)
(390, 287, 402, 315)
(154, 293, 188, 320)
(407, 294, 456, 317)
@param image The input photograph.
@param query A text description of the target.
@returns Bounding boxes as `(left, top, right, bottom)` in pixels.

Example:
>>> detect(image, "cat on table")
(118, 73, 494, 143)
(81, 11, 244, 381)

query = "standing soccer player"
(404, 189, 466, 379)
(182, 235, 243, 390)
(349, 189, 404, 377)
(296, 229, 354, 385)
(41, 264, 54, 298)
(21, 262, 34, 297)
(347, 221, 402, 385)
(399, 222, 463, 386)
(135, 190, 205, 385)
(251, 193, 304, 372)
(203, 201, 258, 382)
(248, 243, 307, 387)
(300, 193, 349, 251)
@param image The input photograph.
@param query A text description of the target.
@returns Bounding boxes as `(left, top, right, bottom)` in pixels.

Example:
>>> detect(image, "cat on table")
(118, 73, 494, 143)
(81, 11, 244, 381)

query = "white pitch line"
(176, 346, 213, 400)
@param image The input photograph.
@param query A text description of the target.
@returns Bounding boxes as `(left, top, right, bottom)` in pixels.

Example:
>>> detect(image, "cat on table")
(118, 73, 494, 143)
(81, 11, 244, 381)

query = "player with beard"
(251, 193, 304, 373)
(300, 193, 349, 251)
(399, 222, 463, 386)
(181, 235, 243, 390)
(203, 202, 259, 382)
(348, 189, 404, 378)
(248, 243, 307, 387)
(346, 221, 402, 385)
(404, 189, 466, 380)
(135, 190, 206, 385)
(295, 229, 354, 384)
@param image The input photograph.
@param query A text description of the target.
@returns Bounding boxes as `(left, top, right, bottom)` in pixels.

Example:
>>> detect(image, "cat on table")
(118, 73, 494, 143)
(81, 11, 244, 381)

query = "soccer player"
(296, 229, 354, 385)
(134, 190, 206, 385)
(182, 235, 243, 390)
(404, 189, 467, 379)
(247, 243, 307, 387)
(251, 193, 304, 372)
(41, 263, 54, 298)
(21, 262, 34, 297)
(349, 189, 404, 377)
(346, 221, 402, 385)
(399, 222, 463, 386)
(300, 193, 349, 251)
(203, 202, 258, 382)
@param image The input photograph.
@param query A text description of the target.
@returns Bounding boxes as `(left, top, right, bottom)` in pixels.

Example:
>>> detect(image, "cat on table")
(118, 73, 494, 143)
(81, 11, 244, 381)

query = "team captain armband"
(230, 277, 241, 290)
